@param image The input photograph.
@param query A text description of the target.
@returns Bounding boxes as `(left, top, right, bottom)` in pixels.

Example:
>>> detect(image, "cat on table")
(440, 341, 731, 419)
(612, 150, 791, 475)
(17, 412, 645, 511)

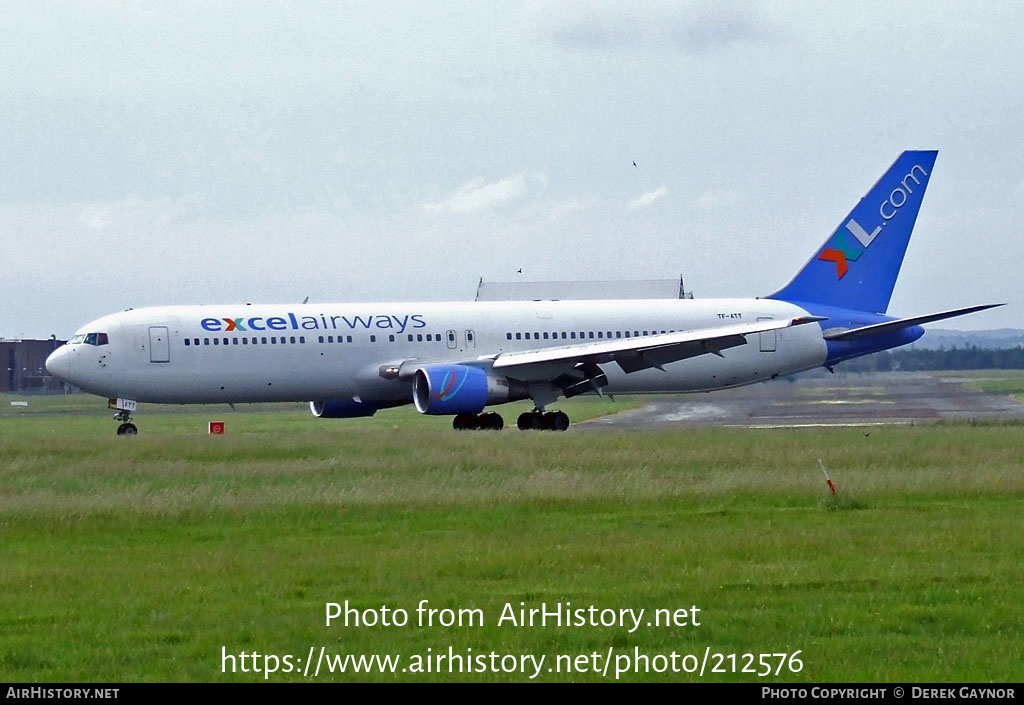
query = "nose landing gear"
(110, 398, 139, 436)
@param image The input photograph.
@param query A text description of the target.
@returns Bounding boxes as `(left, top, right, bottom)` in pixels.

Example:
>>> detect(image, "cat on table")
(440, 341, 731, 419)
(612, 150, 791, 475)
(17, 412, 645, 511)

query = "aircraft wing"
(485, 315, 824, 385)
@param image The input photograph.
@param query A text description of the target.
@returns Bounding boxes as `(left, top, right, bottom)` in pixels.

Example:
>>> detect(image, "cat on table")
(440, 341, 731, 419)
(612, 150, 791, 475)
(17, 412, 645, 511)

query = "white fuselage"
(46, 299, 828, 406)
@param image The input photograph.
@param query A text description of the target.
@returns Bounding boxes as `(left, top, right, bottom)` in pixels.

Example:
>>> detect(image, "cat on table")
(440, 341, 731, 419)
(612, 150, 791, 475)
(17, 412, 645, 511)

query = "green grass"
(933, 370, 1024, 399)
(1, 397, 1022, 682)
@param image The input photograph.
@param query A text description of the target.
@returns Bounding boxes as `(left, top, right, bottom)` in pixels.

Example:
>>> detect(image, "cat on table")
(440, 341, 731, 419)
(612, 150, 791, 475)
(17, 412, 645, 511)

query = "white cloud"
(424, 172, 545, 215)
(627, 186, 668, 210)
(693, 190, 738, 209)
(548, 1, 775, 54)
(547, 198, 584, 221)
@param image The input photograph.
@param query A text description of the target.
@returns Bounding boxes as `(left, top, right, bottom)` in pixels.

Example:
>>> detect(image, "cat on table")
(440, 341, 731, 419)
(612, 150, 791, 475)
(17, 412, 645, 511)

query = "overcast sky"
(3, 1, 1022, 338)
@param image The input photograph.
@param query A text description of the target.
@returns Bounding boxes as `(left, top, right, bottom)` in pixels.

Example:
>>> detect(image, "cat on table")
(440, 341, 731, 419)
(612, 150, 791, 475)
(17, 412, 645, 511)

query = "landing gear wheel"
(116, 422, 138, 436)
(517, 411, 544, 430)
(453, 412, 504, 431)
(517, 410, 569, 431)
(550, 411, 570, 431)
(453, 413, 476, 431)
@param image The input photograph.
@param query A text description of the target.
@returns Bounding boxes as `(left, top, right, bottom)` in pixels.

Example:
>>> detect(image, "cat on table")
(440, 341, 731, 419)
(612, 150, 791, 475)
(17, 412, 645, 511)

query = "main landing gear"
(453, 410, 572, 431)
(453, 412, 504, 431)
(517, 410, 570, 432)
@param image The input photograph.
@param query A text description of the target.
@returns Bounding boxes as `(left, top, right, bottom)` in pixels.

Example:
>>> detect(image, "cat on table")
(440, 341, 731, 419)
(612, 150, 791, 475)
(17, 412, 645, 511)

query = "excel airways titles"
(200, 313, 427, 334)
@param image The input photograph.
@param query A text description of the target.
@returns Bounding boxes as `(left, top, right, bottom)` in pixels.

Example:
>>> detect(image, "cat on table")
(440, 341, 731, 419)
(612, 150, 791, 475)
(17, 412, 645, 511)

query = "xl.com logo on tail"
(818, 163, 929, 279)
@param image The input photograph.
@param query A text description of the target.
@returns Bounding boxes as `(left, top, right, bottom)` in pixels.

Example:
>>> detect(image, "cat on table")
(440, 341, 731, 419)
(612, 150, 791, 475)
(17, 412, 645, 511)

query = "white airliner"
(46, 151, 1001, 434)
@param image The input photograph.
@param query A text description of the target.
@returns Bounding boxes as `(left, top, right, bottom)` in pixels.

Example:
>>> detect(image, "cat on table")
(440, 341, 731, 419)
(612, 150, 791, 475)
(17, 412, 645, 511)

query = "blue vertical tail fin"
(769, 150, 938, 314)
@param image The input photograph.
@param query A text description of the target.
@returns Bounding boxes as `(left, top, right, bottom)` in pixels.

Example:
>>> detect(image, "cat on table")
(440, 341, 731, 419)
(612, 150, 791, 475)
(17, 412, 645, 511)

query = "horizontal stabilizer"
(822, 304, 1005, 341)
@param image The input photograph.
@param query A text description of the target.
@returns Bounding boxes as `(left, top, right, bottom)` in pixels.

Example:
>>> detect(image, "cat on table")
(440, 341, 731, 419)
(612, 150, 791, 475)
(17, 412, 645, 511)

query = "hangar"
(1, 337, 67, 393)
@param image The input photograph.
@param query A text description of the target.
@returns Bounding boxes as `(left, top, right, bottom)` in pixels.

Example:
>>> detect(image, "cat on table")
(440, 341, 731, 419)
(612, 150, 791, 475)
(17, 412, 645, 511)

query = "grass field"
(1, 393, 1022, 682)
(933, 370, 1024, 399)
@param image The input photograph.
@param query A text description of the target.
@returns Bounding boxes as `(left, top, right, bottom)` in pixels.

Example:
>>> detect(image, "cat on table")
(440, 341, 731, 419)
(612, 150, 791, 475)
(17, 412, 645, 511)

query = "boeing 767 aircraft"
(46, 151, 1001, 434)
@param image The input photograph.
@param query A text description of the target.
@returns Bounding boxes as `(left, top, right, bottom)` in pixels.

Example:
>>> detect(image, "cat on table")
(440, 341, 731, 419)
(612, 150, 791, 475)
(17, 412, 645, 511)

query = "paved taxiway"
(581, 372, 1024, 429)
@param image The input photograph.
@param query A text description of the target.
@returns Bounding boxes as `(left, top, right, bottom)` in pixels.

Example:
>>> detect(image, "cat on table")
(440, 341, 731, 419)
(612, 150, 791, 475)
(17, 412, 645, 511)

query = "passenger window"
(515, 333, 522, 340)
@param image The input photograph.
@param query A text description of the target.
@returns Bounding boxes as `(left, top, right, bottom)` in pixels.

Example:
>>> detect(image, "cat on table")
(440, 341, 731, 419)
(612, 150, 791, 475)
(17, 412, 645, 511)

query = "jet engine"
(309, 399, 378, 418)
(412, 364, 528, 415)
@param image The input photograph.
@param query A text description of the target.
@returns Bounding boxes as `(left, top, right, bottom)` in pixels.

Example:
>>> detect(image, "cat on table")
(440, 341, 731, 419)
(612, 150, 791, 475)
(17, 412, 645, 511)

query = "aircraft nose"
(45, 345, 73, 381)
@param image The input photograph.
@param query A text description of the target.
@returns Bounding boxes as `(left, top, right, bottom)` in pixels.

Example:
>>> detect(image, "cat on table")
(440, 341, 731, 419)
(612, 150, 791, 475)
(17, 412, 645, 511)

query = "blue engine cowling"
(413, 364, 528, 415)
(309, 399, 378, 418)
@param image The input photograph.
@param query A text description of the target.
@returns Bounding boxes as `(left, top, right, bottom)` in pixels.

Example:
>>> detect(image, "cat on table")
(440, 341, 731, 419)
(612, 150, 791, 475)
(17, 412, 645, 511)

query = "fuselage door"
(446, 330, 457, 349)
(149, 326, 170, 363)
(757, 317, 776, 353)
(465, 330, 476, 348)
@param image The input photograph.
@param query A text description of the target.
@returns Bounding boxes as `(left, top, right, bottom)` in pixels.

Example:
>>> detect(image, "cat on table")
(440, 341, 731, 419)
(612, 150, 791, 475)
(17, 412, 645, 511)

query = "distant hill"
(913, 329, 1024, 350)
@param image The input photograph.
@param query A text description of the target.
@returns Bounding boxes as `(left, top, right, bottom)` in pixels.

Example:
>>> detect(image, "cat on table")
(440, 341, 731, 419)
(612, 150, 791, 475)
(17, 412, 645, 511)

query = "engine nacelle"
(309, 399, 378, 418)
(413, 364, 528, 415)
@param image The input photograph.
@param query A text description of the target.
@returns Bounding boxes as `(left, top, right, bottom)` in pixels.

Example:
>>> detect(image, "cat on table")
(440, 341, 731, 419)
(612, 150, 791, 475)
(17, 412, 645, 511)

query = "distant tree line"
(841, 346, 1024, 372)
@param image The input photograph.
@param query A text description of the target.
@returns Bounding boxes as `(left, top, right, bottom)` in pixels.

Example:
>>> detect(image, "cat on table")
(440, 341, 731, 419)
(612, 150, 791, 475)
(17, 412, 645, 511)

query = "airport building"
(1, 338, 67, 393)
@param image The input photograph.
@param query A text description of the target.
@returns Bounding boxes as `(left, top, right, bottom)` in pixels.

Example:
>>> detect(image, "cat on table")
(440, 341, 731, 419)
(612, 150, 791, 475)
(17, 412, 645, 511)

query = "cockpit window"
(71, 333, 109, 346)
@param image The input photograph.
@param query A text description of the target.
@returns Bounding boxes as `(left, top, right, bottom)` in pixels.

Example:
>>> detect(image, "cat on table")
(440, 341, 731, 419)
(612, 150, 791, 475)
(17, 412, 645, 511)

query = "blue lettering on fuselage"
(199, 313, 427, 334)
